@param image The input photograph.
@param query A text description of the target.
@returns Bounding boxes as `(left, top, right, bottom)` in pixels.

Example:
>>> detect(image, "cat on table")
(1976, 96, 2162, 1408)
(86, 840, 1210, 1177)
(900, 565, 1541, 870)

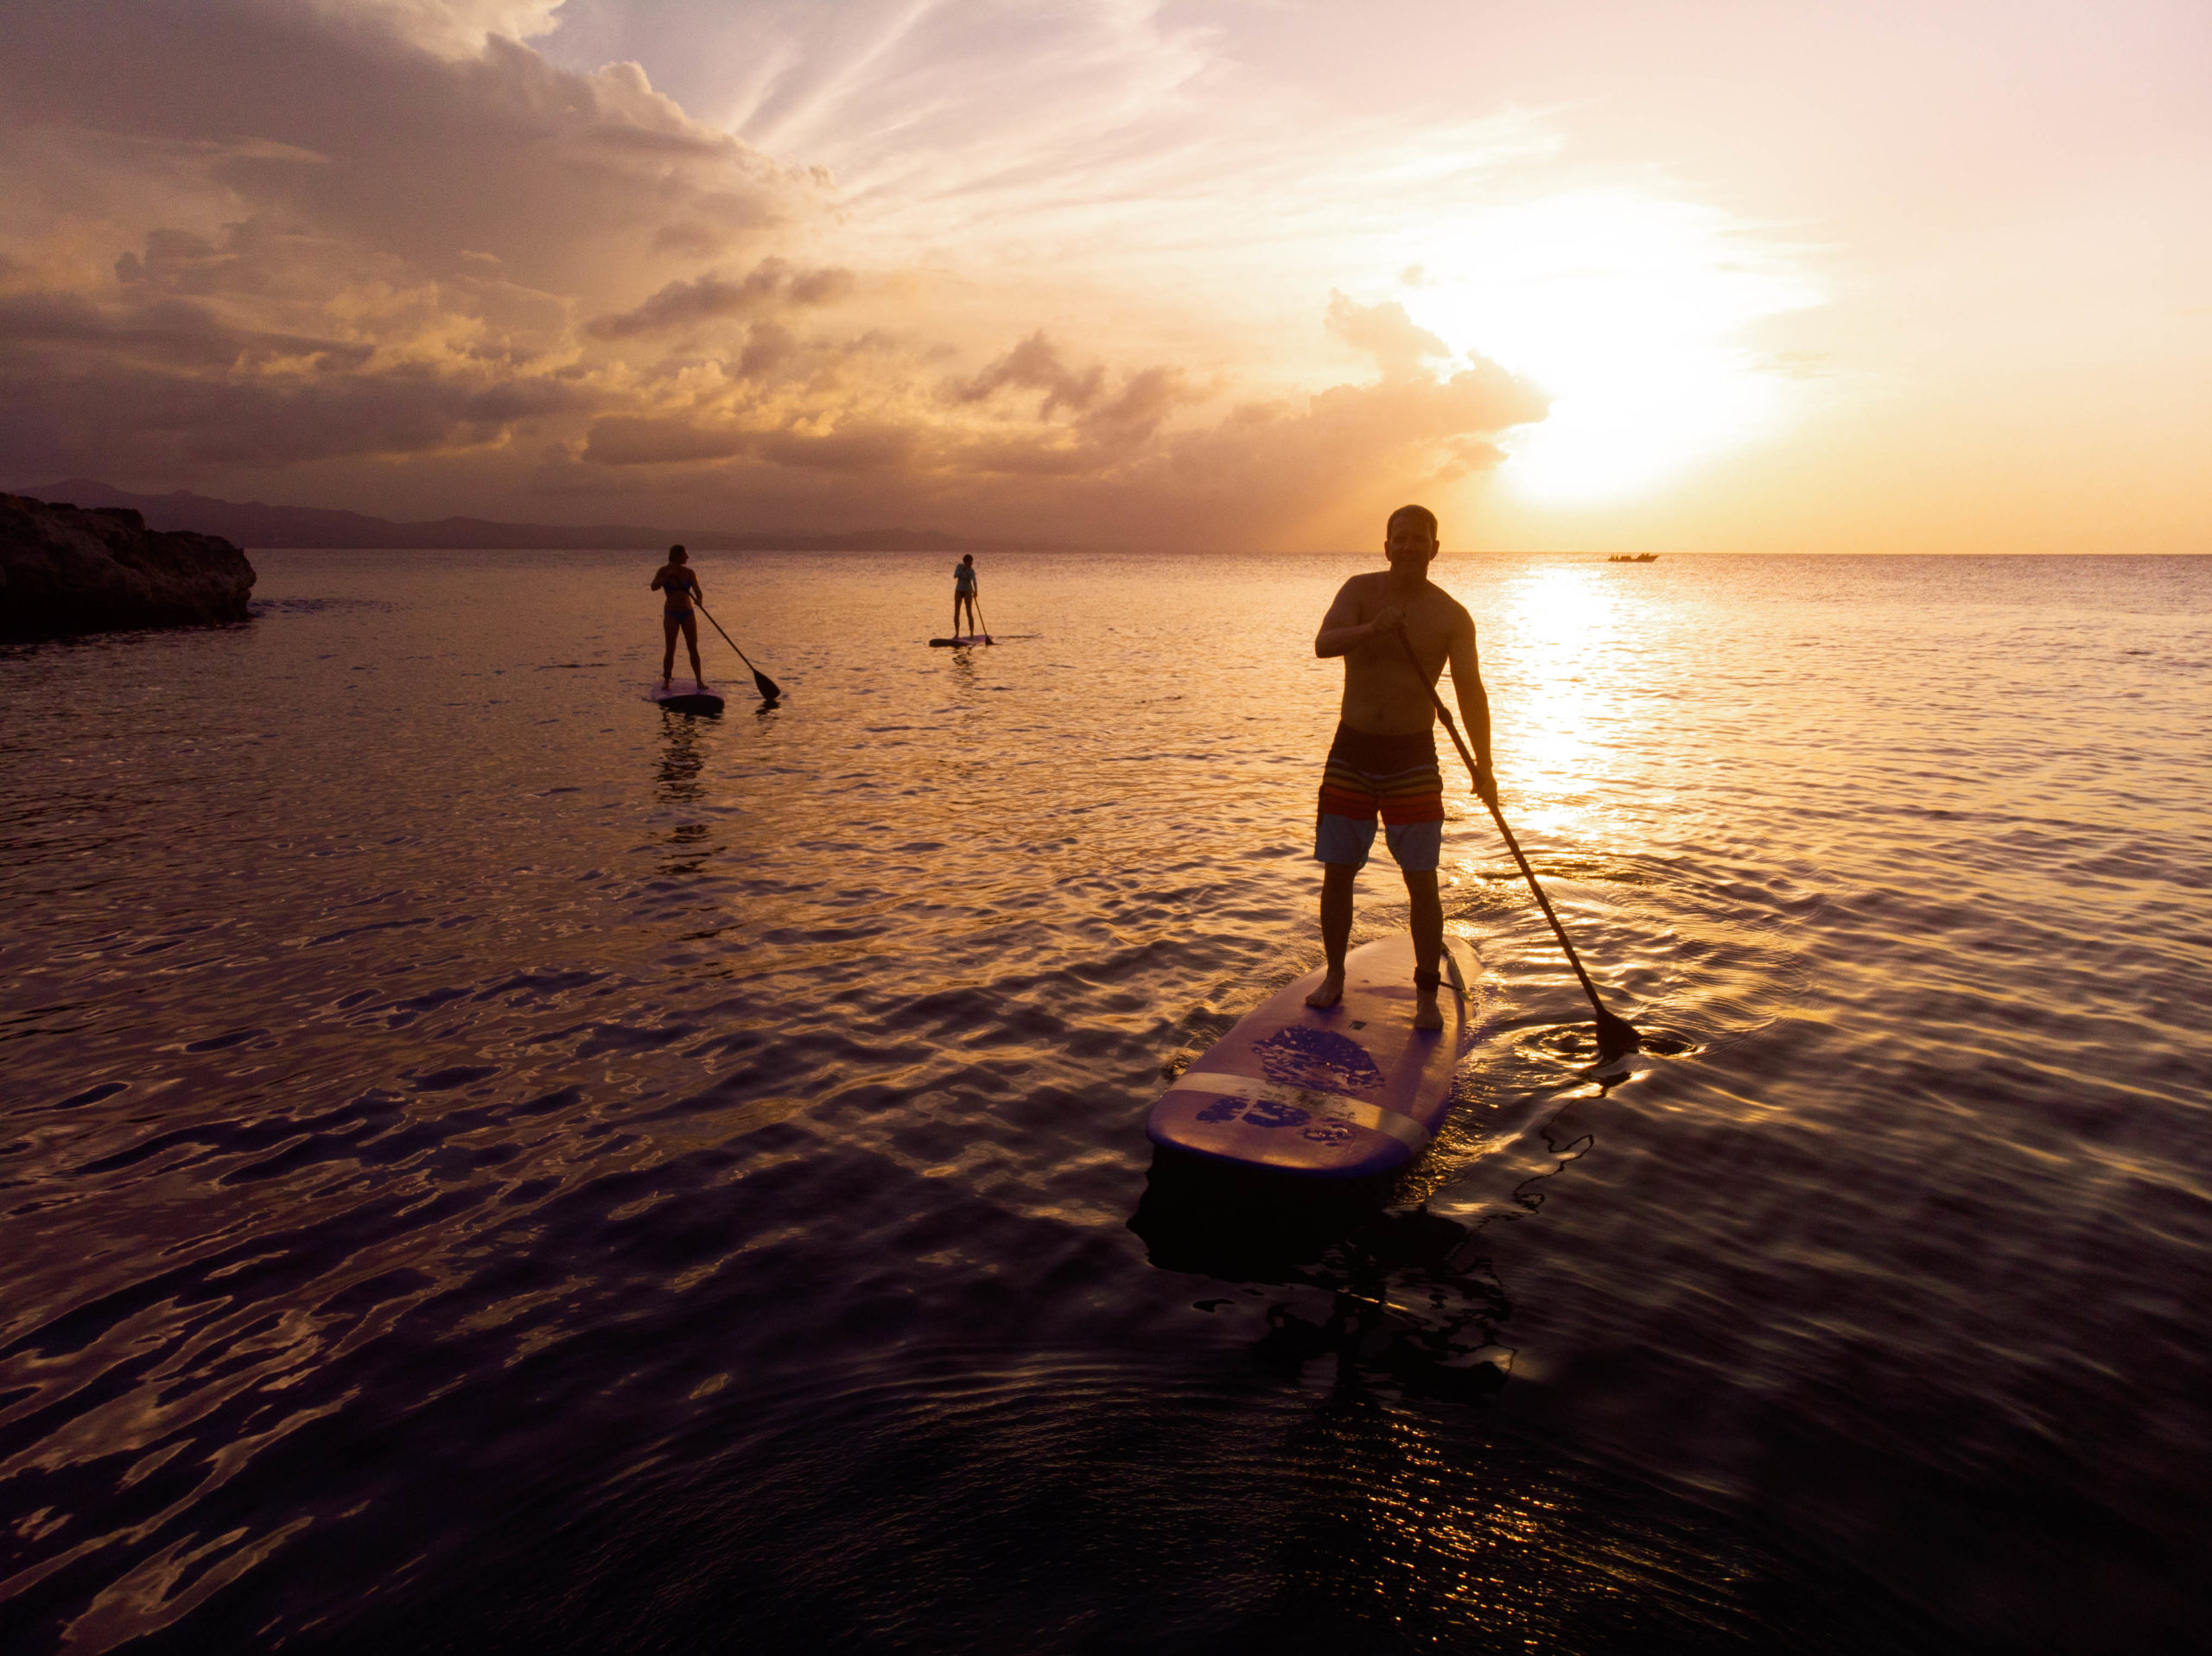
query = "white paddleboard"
(1146, 934, 1478, 1179)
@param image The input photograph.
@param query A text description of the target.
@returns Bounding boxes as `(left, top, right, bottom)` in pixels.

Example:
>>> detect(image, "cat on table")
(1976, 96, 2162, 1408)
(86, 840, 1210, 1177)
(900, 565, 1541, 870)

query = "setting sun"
(1401, 191, 1821, 505)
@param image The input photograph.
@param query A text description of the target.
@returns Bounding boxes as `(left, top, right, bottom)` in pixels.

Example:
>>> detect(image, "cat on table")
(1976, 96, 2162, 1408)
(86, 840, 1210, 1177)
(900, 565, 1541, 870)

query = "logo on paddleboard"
(1192, 1094, 1356, 1143)
(1196, 1094, 1307, 1128)
(1250, 1027, 1384, 1095)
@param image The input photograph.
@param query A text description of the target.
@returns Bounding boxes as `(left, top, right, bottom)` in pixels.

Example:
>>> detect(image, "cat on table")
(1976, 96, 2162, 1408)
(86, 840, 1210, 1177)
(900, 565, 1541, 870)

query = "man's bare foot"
(1304, 969, 1344, 1010)
(1413, 992, 1443, 1031)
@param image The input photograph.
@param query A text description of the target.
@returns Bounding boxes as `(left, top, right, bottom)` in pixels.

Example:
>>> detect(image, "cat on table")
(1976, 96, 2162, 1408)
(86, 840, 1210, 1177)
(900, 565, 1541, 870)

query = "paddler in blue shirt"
(951, 554, 982, 641)
(650, 544, 707, 690)
(1308, 504, 1496, 1031)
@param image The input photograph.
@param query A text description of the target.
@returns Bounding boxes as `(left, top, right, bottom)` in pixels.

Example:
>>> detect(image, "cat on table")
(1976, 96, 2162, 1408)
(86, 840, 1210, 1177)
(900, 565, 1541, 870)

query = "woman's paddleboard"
(1146, 934, 1478, 1179)
(645, 680, 725, 714)
(929, 634, 992, 647)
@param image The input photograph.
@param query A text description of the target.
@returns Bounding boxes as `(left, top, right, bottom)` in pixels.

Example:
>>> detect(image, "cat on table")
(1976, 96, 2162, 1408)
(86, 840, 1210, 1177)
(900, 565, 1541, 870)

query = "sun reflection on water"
(1442, 562, 1640, 847)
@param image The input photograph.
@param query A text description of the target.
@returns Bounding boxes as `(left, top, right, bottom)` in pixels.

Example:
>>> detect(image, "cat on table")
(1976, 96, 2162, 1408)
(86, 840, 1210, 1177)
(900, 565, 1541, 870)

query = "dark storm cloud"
(0, 0, 830, 480)
(0, 1, 817, 298)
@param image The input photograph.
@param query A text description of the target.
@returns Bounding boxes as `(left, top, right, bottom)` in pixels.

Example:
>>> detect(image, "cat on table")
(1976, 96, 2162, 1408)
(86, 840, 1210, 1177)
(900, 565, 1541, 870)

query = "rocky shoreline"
(1, 492, 257, 641)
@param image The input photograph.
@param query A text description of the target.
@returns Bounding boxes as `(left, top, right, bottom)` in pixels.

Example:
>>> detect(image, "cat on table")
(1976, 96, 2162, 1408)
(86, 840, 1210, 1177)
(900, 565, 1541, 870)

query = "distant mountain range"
(16, 479, 1043, 553)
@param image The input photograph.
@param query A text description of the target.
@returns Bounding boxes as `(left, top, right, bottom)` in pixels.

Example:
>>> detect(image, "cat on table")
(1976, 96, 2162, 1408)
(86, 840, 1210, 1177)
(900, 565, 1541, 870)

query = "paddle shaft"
(973, 593, 993, 644)
(1400, 632, 1633, 1047)
(695, 601, 780, 700)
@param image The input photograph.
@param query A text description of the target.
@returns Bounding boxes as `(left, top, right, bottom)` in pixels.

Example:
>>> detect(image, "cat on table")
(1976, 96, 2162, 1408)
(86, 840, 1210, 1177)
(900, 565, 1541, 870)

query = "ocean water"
(1, 549, 2207, 1653)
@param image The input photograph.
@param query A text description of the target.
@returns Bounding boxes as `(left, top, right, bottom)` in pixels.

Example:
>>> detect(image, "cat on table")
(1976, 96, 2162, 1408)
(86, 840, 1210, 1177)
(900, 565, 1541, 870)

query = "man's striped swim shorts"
(1313, 721, 1445, 872)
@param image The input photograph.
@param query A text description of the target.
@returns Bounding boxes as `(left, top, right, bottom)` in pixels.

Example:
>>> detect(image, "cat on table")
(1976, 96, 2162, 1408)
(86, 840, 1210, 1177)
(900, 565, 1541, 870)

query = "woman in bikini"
(951, 554, 980, 641)
(650, 544, 707, 689)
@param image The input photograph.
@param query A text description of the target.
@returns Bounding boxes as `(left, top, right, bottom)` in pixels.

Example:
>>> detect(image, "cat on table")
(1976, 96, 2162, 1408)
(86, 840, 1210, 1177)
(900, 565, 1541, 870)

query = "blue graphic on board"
(1251, 1027, 1384, 1095)
(1190, 1093, 1354, 1142)
(1195, 1094, 1310, 1128)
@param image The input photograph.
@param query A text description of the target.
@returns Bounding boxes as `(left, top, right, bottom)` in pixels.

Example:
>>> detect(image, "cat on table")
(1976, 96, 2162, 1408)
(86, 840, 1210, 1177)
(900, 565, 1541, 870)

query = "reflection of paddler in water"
(650, 544, 706, 690)
(951, 553, 984, 641)
(1309, 504, 1497, 1031)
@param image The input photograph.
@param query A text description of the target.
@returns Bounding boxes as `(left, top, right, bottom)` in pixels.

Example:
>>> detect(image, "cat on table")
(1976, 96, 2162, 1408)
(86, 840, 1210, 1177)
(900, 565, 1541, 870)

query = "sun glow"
(1402, 191, 1822, 504)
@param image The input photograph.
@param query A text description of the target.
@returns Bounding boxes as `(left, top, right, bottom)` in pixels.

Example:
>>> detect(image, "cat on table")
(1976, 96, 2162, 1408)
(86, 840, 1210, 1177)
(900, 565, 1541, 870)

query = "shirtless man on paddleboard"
(1308, 504, 1496, 1031)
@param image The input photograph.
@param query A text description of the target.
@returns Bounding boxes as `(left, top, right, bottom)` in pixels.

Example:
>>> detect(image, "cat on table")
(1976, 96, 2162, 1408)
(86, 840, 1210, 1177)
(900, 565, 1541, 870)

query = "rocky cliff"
(0, 492, 256, 640)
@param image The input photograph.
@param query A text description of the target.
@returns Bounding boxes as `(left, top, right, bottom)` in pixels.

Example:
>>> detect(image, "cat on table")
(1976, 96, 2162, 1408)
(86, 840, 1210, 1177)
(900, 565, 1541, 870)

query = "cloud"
(0, 2, 823, 302)
(0, 346, 593, 473)
(1325, 292, 1451, 382)
(946, 333, 1107, 417)
(944, 331, 1548, 544)
(0, 0, 1556, 545)
(0, 0, 835, 480)
(736, 321, 798, 378)
(301, 0, 566, 59)
(752, 420, 922, 473)
(943, 337, 1198, 456)
(584, 259, 855, 340)
(579, 408, 921, 473)
(0, 289, 357, 371)
(581, 415, 750, 466)
(561, 305, 1543, 552)
(543, 0, 1219, 196)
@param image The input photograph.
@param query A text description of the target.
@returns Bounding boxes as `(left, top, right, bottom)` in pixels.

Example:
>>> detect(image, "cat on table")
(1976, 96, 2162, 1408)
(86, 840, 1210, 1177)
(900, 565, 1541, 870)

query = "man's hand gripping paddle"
(696, 603, 781, 701)
(1398, 631, 1640, 1064)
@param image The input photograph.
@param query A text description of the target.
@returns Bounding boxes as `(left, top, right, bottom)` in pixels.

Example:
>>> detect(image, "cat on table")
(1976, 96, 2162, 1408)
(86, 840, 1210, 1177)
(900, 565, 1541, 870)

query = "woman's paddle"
(696, 602, 781, 701)
(1401, 632, 1639, 1063)
(973, 595, 994, 645)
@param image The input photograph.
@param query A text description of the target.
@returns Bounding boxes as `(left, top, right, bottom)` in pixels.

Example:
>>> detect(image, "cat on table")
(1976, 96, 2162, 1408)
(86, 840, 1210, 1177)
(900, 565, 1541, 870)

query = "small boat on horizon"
(1607, 553, 1661, 563)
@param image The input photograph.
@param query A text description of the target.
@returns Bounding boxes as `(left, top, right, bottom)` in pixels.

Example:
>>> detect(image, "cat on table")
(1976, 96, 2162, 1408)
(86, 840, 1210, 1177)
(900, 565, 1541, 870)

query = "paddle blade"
(1594, 1006, 1641, 1063)
(751, 666, 781, 701)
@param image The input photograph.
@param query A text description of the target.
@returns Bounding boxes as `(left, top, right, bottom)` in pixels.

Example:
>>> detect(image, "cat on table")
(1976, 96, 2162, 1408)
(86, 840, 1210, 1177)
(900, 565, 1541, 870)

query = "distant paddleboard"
(929, 634, 992, 648)
(1146, 934, 1478, 1180)
(645, 680, 726, 714)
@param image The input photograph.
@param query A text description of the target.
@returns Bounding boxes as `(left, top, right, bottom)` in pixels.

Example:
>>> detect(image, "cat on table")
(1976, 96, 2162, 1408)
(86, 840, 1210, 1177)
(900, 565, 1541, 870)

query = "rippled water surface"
(3, 550, 2208, 1653)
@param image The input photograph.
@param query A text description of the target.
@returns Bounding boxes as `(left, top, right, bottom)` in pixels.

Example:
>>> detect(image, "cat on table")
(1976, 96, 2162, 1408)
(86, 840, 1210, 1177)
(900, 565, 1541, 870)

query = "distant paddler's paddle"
(1399, 631, 1639, 1063)
(696, 602, 781, 701)
(974, 594, 995, 645)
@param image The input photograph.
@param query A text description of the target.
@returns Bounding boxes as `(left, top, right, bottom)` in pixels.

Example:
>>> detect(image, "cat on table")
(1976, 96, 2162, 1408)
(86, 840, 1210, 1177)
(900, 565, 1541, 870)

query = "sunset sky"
(2, 0, 2205, 552)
